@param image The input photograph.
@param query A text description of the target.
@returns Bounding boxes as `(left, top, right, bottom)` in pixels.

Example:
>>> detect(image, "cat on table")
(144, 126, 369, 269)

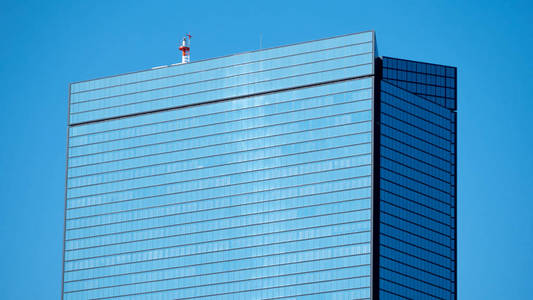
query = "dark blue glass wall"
(381, 57, 456, 110)
(377, 57, 457, 299)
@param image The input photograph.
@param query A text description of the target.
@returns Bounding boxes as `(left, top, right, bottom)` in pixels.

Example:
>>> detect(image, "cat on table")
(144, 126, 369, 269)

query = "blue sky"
(0, 0, 532, 298)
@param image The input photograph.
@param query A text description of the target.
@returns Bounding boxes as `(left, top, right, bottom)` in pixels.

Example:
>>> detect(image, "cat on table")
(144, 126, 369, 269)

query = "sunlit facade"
(62, 31, 456, 299)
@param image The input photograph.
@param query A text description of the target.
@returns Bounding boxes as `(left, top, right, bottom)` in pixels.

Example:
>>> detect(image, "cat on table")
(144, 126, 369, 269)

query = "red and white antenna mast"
(179, 34, 192, 64)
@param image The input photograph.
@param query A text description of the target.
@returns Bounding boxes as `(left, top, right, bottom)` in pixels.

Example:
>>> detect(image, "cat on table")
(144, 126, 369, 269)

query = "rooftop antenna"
(179, 33, 192, 64)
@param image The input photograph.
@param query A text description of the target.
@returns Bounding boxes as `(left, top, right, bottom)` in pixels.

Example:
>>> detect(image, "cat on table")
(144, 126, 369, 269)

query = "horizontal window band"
(381, 155, 451, 186)
(66, 184, 370, 234)
(380, 278, 446, 300)
(380, 112, 451, 150)
(65, 215, 371, 262)
(380, 103, 452, 138)
(381, 266, 452, 294)
(382, 73, 456, 89)
(380, 180, 451, 215)
(71, 50, 373, 105)
(382, 59, 456, 75)
(380, 122, 451, 154)
(260, 287, 370, 300)
(380, 133, 450, 168)
(381, 91, 452, 127)
(381, 158, 451, 192)
(67, 174, 372, 223)
(68, 131, 370, 180)
(70, 63, 372, 117)
(379, 289, 429, 300)
(69, 152, 369, 199)
(383, 73, 455, 88)
(68, 132, 371, 179)
(68, 141, 371, 190)
(67, 135, 370, 192)
(65, 198, 371, 250)
(380, 180, 452, 216)
(380, 230, 452, 260)
(386, 84, 456, 104)
(64, 252, 371, 292)
(91, 273, 371, 300)
(69, 98, 372, 154)
(380, 254, 452, 283)
(67, 154, 371, 200)
(70, 96, 372, 152)
(380, 244, 451, 272)
(381, 82, 451, 118)
(381, 225, 451, 260)
(383, 63, 457, 75)
(67, 187, 370, 235)
(380, 199, 451, 228)
(67, 164, 371, 210)
(380, 211, 452, 247)
(68, 113, 372, 168)
(64, 230, 370, 272)
(65, 253, 370, 294)
(380, 247, 451, 280)
(380, 204, 451, 235)
(381, 165, 452, 198)
(69, 85, 372, 139)
(68, 128, 371, 179)
(380, 188, 451, 221)
(69, 75, 374, 126)
(67, 204, 369, 246)
(67, 175, 372, 220)
(64, 257, 370, 294)
(71, 38, 373, 94)
(381, 102, 451, 135)
(64, 241, 371, 283)
(381, 267, 451, 296)
(382, 60, 456, 76)
(380, 144, 451, 174)
(381, 131, 448, 168)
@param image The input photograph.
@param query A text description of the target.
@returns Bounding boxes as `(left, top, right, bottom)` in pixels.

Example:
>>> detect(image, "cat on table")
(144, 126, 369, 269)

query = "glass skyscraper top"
(63, 31, 456, 299)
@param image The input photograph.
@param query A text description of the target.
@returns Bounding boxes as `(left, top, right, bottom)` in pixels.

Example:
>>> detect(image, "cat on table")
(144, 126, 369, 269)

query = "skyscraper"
(62, 31, 456, 299)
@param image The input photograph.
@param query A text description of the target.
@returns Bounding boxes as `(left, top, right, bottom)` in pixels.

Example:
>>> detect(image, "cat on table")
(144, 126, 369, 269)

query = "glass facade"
(377, 57, 457, 299)
(63, 32, 458, 300)
(63, 31, 375, 299)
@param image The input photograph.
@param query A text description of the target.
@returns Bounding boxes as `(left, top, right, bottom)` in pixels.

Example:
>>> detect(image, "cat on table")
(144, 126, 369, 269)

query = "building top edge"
(381, 56, 456, 70)
(70, 30, 375, 87)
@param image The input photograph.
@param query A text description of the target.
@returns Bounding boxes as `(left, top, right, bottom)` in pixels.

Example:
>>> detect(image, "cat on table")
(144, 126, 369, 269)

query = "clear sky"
(0, 0, 531, 298)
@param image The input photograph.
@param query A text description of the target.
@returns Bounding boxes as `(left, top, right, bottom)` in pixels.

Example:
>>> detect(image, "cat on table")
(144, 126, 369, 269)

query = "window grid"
(379, 57, 456, 299)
